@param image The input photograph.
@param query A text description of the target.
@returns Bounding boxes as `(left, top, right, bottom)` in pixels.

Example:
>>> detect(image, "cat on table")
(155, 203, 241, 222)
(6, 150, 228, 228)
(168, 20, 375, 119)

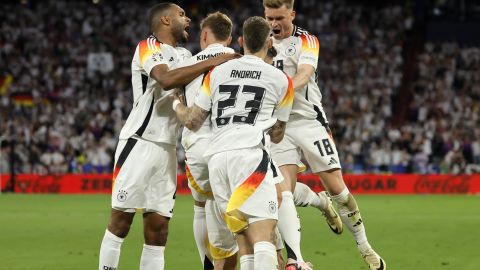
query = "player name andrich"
(230, 70, 262, 79)
(196, 52, 226, 61)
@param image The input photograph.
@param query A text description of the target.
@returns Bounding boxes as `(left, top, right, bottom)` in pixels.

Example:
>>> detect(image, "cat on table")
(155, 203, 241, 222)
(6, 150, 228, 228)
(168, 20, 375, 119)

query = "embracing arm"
(292, 64, 315, 91)
(173, 94, 210, 132)
(151, 53, 241, 90)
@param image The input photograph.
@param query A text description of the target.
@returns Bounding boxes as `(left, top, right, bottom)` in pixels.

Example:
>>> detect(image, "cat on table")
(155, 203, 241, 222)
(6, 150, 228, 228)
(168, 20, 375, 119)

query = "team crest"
(117, 190, 128, 202)
(152, 52, 163, 62)
(268, 201, 277, 214)
(285, 44, 296, 56)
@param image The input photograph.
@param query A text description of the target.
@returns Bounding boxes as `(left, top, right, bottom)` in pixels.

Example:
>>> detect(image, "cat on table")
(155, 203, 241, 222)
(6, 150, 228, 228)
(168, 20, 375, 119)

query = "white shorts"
(208, 147, 279, 233)
(205, 199, 239, 260)
(111, 137, 177, 217)
(263, 134, 284, 185)
(271, 116, 341, 173)
(185, 139, 212, 202)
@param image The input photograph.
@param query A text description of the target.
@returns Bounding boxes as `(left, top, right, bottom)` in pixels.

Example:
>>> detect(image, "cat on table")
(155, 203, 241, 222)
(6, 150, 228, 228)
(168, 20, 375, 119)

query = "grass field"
(0, 194, 479, 270)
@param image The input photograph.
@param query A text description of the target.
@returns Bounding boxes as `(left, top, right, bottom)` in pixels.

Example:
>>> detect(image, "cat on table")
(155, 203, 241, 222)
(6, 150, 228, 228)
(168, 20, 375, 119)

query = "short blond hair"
(263, 0, 294, 9)
(200, 12, 233, 41)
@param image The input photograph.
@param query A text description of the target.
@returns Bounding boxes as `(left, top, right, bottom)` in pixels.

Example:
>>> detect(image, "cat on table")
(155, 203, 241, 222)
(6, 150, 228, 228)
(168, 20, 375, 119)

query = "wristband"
(172, 99, 181, 111)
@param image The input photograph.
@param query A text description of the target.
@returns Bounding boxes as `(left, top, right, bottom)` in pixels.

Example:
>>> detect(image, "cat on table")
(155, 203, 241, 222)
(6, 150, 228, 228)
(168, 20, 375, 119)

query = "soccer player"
(175, 11, 238, 270)
(263, 0, 387, 269)
(174, 16, 294, 270)
(98, 3, 238, 270)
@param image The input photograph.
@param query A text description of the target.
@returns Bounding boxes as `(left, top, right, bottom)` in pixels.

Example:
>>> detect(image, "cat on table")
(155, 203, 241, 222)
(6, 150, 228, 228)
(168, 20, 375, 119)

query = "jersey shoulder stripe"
(279, 73, 294, 108)
(201, 68, 214, 97)
(293, 25, 320, 55)
(138, 35, 162, 65)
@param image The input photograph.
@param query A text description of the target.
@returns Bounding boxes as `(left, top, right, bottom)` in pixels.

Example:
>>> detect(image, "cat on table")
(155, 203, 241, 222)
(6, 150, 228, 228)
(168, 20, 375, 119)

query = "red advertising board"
(1, 174, 480, 194)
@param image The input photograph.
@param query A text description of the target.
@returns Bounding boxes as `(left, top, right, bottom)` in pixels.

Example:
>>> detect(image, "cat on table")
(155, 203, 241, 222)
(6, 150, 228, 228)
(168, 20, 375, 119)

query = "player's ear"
(226, 36, 232, 46)
(291, 10, 296, 21)
(160, 15, 171, 26)
(267, 36, 273, 49)
(238, 36, 244, 49)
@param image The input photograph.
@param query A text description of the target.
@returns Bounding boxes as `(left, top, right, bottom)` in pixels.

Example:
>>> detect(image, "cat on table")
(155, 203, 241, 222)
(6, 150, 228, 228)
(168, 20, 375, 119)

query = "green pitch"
(0, 194, 479, 269)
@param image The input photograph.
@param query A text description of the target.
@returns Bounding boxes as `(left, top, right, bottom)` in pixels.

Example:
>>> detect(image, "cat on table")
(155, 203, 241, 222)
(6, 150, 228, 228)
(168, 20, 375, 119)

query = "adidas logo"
(327, 157, 338, 165)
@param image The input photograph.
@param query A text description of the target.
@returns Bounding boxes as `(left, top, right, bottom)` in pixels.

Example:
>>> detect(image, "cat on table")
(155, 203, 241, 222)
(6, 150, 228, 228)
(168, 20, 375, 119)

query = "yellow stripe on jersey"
(209, 242, 237, 260)
(139, 39, 161, 65)
(201, 68, 214, 97)
(225, 153, 268, 233)
(279, 74, 294, 107)
(185, 163, 213, 198)
(300, 34, 320, 57)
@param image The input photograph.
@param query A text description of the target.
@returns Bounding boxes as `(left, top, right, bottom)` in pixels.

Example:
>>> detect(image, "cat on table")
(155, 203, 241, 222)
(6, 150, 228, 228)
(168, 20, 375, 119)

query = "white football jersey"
(195, 55, 294, 156)
(119, 35, 192, 144)
(272, 25, 329, 125)
(178, 43, 235, 150)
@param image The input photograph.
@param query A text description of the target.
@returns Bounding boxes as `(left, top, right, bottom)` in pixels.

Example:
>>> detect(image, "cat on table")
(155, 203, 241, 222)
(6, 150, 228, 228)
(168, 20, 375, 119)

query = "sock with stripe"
(239, 254, 254, 270)
(293, 182, 328, 210)
(277, 191, 304, 262)
(331, 188, 370, 251)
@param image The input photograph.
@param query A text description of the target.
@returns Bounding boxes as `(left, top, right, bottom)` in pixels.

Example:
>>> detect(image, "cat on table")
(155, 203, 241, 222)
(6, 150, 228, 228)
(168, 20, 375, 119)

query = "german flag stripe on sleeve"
(139, 38, 161, 65)
(201, 68, 214, 97)
(300, 34, 320, 56)
(279, 74, 294, 107)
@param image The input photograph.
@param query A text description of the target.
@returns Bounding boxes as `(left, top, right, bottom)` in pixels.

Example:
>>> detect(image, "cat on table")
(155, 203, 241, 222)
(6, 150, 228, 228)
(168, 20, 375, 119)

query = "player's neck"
(153, 31, 177, 47)
(244, 49, 267, 60)
(282, 24, 294, 39)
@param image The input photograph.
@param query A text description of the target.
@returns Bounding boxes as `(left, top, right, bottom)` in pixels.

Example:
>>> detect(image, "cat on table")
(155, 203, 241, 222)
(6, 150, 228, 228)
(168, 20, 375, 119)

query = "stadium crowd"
(0, 0, 478, 175)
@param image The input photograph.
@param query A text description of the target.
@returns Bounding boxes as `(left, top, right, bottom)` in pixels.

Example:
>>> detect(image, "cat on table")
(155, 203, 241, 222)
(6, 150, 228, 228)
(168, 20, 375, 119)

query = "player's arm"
(271, 73, 294, 143)
(269, 120, 287, 143)
(292, 64, 315, 91)
(173, 68, 215, 131)
(173, 95, 209, 131)
(292, 34, 320, 91)
(150, 53, 239, 90)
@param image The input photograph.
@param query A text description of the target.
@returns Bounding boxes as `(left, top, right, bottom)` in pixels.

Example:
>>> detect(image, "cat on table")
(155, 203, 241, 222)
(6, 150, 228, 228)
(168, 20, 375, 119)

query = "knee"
(144, 218, 169, 245)
(108, 218, 132, 238)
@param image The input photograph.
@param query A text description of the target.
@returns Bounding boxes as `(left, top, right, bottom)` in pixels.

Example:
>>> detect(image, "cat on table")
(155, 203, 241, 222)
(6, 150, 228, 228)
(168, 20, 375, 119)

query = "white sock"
(139, 244, 165, 270)
(99, 229, 124, 270)
(193, 205, 209, 265)
(331, 188, 371, 252)
(277, 191, 304, 262)
(240, 254, 254, 270)
(293, 182, 328, 210)
(254, 241, 278, 270)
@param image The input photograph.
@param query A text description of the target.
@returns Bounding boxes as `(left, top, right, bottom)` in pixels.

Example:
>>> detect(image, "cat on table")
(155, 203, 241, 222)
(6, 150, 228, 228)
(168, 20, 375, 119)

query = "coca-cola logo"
(414, 176, 471, 193)
(15, 175, 62, 193)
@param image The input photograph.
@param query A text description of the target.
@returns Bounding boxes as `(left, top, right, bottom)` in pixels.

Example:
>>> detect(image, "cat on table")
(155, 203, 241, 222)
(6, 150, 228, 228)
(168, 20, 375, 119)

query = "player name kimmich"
(197, 52, 226, 61)
(230, 70, 262, 80)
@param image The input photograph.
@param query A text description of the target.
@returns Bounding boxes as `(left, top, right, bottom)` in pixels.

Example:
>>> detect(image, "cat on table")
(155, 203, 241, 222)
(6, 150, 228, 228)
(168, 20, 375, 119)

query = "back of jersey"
(179, 44, 235, 150)
(195, 55, 294, 156)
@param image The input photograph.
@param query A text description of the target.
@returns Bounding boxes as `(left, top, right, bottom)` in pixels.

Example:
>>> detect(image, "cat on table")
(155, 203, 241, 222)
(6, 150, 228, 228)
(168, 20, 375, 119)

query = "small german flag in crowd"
(10, 92, 34, 106)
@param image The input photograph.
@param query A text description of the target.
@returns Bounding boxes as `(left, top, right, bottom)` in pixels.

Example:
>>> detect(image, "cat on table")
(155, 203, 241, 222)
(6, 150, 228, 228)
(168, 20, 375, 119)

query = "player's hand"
(207, 53, 242, 67)
(172, 89, 186, 104)
(172, 91, 184, 104)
